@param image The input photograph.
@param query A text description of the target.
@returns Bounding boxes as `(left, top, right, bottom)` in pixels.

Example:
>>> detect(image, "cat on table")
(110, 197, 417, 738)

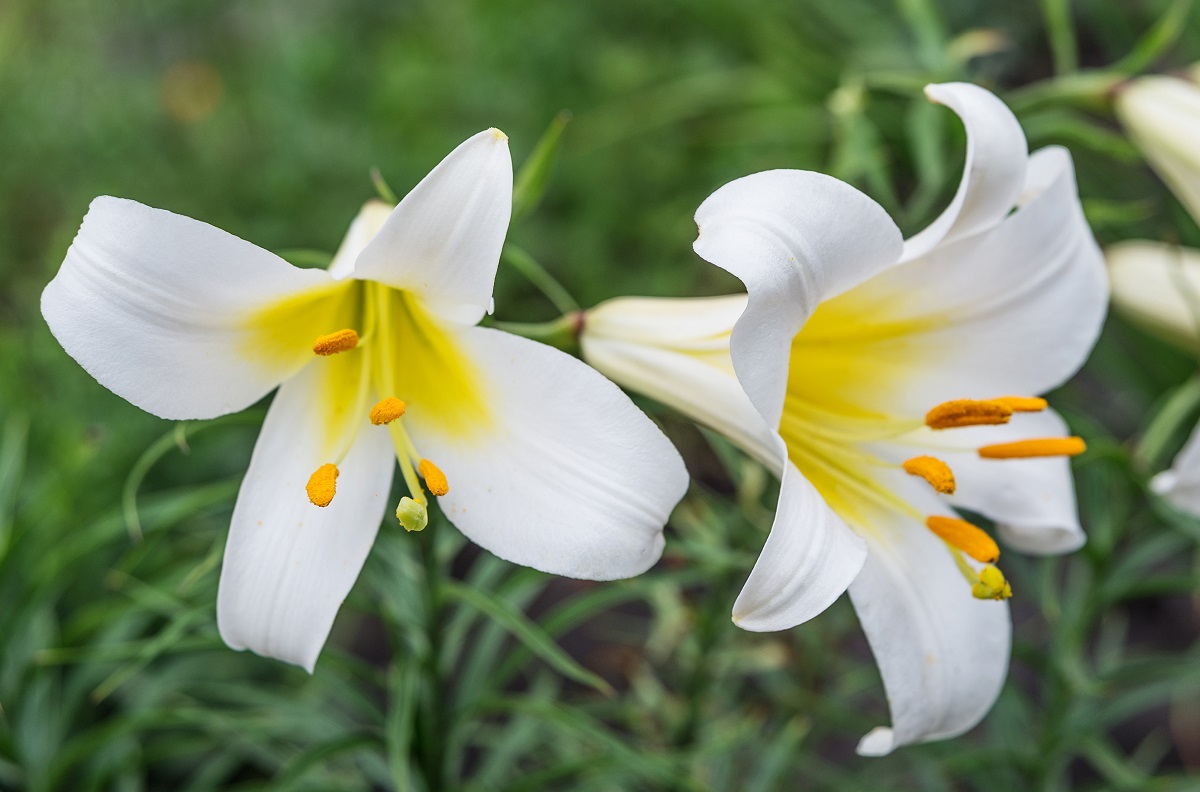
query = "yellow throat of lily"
(248, 278, 488, 529)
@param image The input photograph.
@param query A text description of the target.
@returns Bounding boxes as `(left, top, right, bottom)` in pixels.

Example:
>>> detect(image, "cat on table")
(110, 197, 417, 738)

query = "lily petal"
(41, 197, 338, 420)
(580, 294, 780, 472)
(407, 326, 688, 580)
(352, 129, 513, 325)
(217, 352, 394, 672)
(693, 170, 903, 429)
(1151, 418, 1200, 516)
(849, 482, 1011, 755)
(1115, 74, 1200, 224)
(1107, 240, 1200, 350)
(901, 82, 1029, 262)
(810, 145, 1105, 418)
(732, 458, 867, 630)
(328, 200, 394, 280)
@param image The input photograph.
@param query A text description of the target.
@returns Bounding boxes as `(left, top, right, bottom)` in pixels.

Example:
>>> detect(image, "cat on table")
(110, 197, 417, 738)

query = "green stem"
(502, 245, 581, 315)
(417, 517, 446, 791)
(489, 313, 583, 356)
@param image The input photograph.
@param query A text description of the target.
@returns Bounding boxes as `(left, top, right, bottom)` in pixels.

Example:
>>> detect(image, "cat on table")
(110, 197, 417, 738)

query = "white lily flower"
(582, 83, 1107, 754)
(42, 129, 688, 672)
(1114, 68, 1200, 223)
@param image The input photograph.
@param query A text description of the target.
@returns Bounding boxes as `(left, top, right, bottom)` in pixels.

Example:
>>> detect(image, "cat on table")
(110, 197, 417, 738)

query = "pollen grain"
(925, 399, 1012, 430)
(977, 437, 1086, 459)
(370, 397, 407, 425)
(312, 328, 359, 356)
(926, 515, 1000, 564)
(306, 463, 339, 507)
(418, 458, 449, 496)
(902, 456, 956, 494)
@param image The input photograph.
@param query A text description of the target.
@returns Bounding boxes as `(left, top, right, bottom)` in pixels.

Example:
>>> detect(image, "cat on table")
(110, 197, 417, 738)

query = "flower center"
(272, 281, 486, 530)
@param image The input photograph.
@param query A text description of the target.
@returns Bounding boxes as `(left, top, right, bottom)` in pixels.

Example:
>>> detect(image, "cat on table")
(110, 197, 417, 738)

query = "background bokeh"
(3, 0, 1200, 789)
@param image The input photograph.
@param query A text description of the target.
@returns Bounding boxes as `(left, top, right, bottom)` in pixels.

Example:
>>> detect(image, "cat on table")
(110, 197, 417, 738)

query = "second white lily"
(583, 83, 1108, 754)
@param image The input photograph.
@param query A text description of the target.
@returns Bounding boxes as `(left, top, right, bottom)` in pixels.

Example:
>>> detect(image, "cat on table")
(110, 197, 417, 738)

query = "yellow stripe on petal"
(244, 280, 361, 371)
(372, 288, 489, 437)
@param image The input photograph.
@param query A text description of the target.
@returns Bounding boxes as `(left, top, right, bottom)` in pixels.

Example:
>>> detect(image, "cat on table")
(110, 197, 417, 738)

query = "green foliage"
(3, 0, 1200, 790)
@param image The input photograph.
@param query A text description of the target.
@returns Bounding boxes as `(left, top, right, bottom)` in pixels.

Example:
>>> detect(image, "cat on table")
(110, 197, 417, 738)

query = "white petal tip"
(1151, 471, 1179, 495)
(856, 727, 897, 757)
(488, 127, 508, 141)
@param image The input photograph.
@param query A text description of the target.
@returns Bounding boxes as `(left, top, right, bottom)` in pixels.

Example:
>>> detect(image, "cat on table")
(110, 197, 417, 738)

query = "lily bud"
(1107, 241, 1200, 350)
(579, 294, 781, 473)
(1115, 70, 1200, 223)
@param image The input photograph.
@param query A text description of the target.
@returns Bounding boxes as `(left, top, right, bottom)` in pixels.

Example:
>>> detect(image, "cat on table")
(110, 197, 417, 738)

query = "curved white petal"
(902, 409, 1084, 554)
(352, 129, 512, 325)
(1107, 240, 1200, 350)
(732, 459, 867, 631)
(1151, 418, 1200, 516)
(901, 82, 1029, 262)
(693, 170, 903, 429)
(849, 482, 1011, 755)
(1115, 75, 1200, 223)
(328, 200, 394, 280)
(41, 197, 337, 420)
(811, 146, 1106, 418)
(407, 326, 688, 580)
(580, 294, 780, 472)
(217, 355, 395, 672)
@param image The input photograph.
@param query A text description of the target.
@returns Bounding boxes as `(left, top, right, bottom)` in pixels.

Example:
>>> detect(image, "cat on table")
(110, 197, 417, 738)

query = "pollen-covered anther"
(903, 455, 956, 494)
(418, 459, 449, 496)
(312, 328, 359, 356)
(369, 397, 407, 425)
(971, 564, 1013, 601)
(926, 515, 1000, 563)
(977, 436, 1087, 459)
(925, 399, 1013, 430)
(991, 396, 1048, 413)
(306, 463, 339, 507)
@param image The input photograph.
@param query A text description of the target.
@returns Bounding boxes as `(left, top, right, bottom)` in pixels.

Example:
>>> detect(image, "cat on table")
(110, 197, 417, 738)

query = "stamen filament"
(312, 328, 359, 356)
(926, 399, 1012, 430)
(977, 437, 1086, 459)
(386, 422, 427, 506)
(903, 456, 956, 494)
(926, 515, 1000, 563)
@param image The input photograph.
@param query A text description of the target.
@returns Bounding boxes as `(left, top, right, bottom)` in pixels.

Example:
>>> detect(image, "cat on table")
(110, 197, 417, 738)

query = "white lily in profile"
(42, 129, 688, 672)
(582, 83, 1107, 754)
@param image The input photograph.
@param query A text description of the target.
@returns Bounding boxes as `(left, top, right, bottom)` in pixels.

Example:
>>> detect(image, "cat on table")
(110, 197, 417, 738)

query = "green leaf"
(442, 580, 613, 697)
(512, 111, 571, 222)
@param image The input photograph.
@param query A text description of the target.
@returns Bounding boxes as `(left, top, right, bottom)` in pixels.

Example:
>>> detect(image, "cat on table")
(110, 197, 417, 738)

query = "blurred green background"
(3, 0, 1200, 789)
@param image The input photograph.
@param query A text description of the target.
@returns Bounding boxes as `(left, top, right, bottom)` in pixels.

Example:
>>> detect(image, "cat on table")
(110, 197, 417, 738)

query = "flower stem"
(489, 312, 583, 356)
(417, 515, 446, 791)
(501, 244, 581, 315)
